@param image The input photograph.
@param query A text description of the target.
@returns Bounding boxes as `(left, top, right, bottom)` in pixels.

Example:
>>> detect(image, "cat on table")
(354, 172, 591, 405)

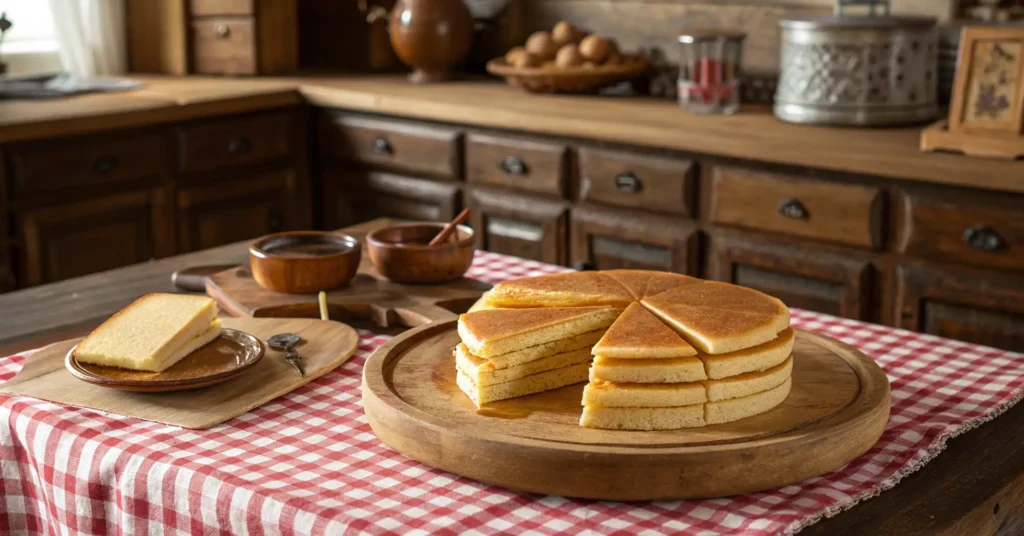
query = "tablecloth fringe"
(785, 386, 1024, 535)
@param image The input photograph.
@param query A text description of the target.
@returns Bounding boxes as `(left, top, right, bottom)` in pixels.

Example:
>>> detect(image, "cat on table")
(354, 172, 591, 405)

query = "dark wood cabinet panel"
(0, 157, 13, 292)
(466, 133, 568, 198)
(17, 189, 174, 287)
(321, 168, 460, 228)
(176, 111, 294, 175)
(316, 113, 462, 179)
(192, 18, 258, 75)
(895, 262, 1024, 352)
(899, 189, 1024, 273)
(578, 147, 695, 217)
(8, 132, 168, 198)
(470, 186, 567, 265)
(176, 171, 300, 252)
(709, 231, 875, 320)
(709, 166, 886, 249)
(571, 205, 698, 274)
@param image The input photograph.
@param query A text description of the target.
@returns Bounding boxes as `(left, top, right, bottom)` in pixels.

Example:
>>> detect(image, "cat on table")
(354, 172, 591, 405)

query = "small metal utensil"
(267, 332, 305, 377)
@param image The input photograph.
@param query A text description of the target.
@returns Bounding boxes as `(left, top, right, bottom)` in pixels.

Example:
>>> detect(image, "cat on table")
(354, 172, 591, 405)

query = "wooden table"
(0, 218, 1020, 535)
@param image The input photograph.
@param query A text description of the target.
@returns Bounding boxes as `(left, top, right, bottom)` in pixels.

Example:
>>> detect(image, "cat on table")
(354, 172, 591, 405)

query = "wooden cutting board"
(206, 262, 490, 327)
(362, 321, 891, 500)
(0, 318, 358, 429)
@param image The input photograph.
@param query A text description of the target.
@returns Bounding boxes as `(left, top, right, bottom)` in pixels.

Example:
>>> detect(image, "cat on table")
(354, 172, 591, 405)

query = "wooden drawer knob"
(615, 172, 642, 194)
(963, 225, 1005, 253)
(499, 156, 527, 176)
(372, 137, 392, 155)
(777, 197, 809, 220)
(215, 24, 231, 38)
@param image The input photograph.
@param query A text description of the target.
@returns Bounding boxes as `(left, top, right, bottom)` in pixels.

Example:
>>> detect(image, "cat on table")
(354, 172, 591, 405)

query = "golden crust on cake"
(592, 303, 696, 358)
(483, 272, 635, 309)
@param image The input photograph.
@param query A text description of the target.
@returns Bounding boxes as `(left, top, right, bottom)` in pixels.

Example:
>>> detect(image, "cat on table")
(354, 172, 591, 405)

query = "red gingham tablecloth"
(2, 251, 1023, 535)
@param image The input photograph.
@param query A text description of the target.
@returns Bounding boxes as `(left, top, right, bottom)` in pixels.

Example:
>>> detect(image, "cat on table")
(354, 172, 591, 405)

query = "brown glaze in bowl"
(367, 223, 475, 284)
(249, 231, 361, 293)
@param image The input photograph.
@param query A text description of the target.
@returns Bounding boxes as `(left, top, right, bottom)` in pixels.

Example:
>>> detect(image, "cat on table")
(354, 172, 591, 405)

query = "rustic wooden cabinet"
(17, 189, 174, 286)
(571, 205, 698, 274)
(470, 187, 567, 265)
(709, 231, 877, 321)
(321, 168, 460, 228)
(896, 262, 1024, 352)
(176, 171, 300, 252)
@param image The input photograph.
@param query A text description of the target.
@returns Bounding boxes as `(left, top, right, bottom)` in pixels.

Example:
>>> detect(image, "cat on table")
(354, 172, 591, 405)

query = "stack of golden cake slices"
(455, 270, 794, 430)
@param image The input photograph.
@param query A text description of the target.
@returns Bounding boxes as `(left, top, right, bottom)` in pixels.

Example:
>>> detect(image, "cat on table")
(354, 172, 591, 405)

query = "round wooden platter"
(362, 321, 891, 500)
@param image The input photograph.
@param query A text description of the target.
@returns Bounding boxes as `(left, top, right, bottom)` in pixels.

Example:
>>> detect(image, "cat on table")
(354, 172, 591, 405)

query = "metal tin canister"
(775, 4, 938, 126)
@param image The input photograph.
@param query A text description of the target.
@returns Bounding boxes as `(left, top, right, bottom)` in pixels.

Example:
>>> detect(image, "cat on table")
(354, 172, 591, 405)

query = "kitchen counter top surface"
(1, 74, 1020, 193)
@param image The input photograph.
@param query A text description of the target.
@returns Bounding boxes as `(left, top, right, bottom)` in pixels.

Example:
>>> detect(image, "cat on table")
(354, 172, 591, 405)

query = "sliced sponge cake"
(592, 303, 696, 358)
(458, 306, 619, 358)
(481, 272, 635, 309)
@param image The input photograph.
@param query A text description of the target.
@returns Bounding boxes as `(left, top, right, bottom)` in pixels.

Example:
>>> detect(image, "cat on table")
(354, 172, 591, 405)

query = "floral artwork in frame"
(949, 27, 1024, 135)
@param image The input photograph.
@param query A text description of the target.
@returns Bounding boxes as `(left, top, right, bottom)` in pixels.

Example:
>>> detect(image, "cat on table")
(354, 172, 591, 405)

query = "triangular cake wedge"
(592, 302, 696, 358)
(458, 306, 620, 358)
(604, 270, 701, 300)
(642, 283, 789, 354)
(701, 327, 795, 379)
(457, 364, 590, 406)
(455, 344, 593, 386)
(482, 272, 635, 309)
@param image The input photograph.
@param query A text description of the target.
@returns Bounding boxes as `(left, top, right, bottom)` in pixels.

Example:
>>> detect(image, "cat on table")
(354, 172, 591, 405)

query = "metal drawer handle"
(372, 138, 392, 155)
(777, 198, 808, 220)
(499, 156, 527, 176)
(615, 172, 642, 194)
(228, 136, 252, 154)
(215, 24, 231, 38)
(963, 225, 1005, 253)
(92, 155, 118, 175)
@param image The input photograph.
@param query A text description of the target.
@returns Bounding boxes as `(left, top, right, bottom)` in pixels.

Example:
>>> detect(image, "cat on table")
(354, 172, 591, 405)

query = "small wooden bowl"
(249, 231, 361, 294)
(367, 223, 475, 285)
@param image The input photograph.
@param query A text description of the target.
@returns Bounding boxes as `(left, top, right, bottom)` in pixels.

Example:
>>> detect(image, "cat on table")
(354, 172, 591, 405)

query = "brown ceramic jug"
(363, 0, 475, 84)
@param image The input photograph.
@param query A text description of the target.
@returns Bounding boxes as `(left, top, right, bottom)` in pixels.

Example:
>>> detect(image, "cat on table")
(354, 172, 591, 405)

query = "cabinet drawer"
(571, 205, 698, 274)
(190, 0, 253, 16)
(192, 18, 256, 75)
(710, 166, 885, 249)
(317, 114, 461, 179)
(470, 186, 567, 265)
(8, 133, 167, 197)
(578, 147, 694, 216)
(466, 133, 568, 198)
(900, 190, 1024, 272)
(322, 169, 460, 227)
(177, 111, 294, 175)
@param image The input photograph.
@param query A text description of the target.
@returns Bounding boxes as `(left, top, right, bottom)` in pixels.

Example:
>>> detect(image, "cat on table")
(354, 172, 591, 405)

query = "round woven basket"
(486, 55, 650, 94)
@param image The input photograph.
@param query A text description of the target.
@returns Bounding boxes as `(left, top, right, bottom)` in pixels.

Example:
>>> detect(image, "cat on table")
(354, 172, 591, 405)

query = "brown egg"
(511, 51, 541, 68)
(582, 61, 597, 69)
(551, 21, 580, 47)
(525, 31, 559, 61)
(579, 35, 612, 63)
(505, 47, 527, 65)
(555, 44, 584, 68)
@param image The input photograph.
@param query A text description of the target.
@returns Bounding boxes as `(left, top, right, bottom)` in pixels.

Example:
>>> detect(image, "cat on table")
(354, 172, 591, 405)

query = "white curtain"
(48, 0, 126, 77)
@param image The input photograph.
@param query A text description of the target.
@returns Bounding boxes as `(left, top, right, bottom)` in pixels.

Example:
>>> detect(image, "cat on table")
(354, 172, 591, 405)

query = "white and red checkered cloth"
(2, 252, 1022, 535)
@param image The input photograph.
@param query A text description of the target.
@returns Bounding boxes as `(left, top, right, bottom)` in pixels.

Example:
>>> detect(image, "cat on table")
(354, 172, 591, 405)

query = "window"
(0, 1, 61, 75)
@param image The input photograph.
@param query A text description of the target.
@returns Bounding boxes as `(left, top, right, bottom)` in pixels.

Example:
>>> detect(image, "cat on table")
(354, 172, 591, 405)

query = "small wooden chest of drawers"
(189, 0, 297, 75)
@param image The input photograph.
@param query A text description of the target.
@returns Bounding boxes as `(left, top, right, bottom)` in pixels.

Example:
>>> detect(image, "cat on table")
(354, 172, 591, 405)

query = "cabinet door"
(18, 189, 173, 286)
(321, 169, 460, 228)
(571, 205, 698, 274)
(469, 186, 567, 265)
(176, 171, 298, 252)
(709, 231, 875, 320)
(896, 262, 1024, 352)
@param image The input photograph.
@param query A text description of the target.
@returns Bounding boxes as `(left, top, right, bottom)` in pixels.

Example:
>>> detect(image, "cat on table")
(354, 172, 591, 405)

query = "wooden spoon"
(428, 208, 470, 246)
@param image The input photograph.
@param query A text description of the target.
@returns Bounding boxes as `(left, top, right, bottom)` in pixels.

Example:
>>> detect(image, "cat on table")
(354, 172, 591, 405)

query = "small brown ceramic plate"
(65, 329, 265, 392)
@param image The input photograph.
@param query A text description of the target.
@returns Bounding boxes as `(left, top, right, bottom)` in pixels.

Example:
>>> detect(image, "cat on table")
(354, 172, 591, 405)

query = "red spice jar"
(678, 29, 747, 114)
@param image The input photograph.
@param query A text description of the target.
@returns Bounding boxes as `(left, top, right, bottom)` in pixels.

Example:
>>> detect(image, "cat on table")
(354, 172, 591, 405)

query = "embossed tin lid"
(780, 15, 936, 30)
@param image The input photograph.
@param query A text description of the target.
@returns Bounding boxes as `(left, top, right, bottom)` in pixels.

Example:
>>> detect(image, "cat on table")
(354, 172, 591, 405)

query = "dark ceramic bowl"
(366, 223, 475, 284)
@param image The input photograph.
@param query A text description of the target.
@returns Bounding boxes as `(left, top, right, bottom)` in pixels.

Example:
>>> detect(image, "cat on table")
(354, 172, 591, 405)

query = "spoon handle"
(285, 350, 306, 377)
(428, 208, 470, 246)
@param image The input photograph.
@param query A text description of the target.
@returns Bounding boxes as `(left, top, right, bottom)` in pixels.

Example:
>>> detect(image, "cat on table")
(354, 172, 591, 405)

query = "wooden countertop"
(0, 218, 1020, 536)
(2, 75, 1021, 193)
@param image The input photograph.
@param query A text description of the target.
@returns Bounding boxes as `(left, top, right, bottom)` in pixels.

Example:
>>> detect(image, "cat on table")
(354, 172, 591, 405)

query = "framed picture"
(949, 27, 1024, 135)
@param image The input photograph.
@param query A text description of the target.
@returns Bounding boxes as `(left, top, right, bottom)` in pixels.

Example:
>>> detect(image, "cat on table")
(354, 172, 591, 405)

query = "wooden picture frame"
(948, 26, 1024, 135)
